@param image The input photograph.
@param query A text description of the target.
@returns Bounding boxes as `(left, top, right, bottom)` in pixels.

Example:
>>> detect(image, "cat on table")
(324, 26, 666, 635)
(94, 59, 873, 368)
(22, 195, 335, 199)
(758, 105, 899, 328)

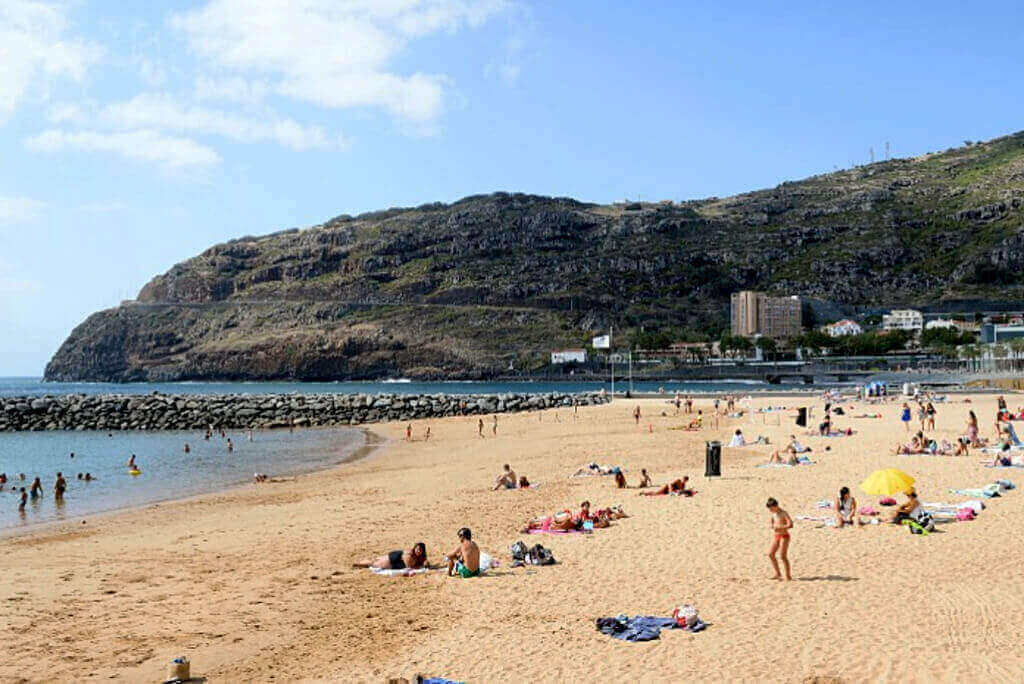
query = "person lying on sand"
(520, 502, 624, 533)
(640, 477, 694, 496)
(835, 486, 861, 527)
(894, 434, 926, 455)
(355, 542, 427, 571)
(768, 449, 800, 465)
(447, 528, 480, 578)
(521, 511, 576, 533)
(493, 464, 518, 490)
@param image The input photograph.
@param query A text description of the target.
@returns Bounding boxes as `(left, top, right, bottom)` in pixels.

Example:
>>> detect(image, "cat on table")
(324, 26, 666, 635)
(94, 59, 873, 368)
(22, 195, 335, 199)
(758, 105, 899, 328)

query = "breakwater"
(0, 392, 611, 431)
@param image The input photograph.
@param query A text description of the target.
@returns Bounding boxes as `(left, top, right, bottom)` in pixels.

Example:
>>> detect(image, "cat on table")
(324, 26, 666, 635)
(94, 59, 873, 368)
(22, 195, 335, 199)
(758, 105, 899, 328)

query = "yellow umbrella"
(860, 468, 915, 496)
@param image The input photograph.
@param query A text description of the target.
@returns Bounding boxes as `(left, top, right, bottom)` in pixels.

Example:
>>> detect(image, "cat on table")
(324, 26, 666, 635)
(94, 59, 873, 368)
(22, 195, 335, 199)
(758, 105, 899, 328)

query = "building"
(551, 349, 587, 364)
(730, 291, 761, 337)
(980, 324, 1024, 344)
(823, 319, 863, 337)
(882, 309, 923, 332)
(925, 318, 958, 330)
(730, 291, 802, 340)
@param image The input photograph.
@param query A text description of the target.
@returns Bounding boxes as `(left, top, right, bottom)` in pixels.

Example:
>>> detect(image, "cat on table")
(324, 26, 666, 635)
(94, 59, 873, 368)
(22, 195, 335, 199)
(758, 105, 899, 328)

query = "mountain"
(46, 131, 1024, 382)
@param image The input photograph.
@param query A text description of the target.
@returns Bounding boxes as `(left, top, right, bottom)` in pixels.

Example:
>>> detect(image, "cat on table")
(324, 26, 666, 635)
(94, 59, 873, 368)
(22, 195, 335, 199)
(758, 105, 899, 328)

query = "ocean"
(0, 427, 365, 533)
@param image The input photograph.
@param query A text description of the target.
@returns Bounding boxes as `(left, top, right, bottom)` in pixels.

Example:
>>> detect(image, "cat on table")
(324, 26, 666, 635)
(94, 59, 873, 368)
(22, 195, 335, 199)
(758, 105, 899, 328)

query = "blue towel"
(596, 615, 706, 641)
(421, 679, 463, 684)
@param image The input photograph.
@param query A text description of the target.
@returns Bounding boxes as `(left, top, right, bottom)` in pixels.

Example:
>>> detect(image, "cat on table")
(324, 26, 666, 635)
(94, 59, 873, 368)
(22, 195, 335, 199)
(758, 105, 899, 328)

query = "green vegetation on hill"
(46, 131, 1024, 381)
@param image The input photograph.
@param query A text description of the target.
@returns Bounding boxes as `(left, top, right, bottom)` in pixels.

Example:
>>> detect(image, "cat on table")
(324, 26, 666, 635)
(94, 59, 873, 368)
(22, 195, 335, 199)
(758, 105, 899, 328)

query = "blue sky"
(2, 0, 1023, 376)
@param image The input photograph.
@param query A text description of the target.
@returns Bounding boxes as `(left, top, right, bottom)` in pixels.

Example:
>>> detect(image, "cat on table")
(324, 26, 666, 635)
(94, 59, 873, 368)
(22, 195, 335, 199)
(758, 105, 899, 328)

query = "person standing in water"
(18, 487, 27, 512)
(227, 438, 234, 453)
(54, 473, 67, 502)
(30, 477, 42, 499)
(766, 497, 793, 580)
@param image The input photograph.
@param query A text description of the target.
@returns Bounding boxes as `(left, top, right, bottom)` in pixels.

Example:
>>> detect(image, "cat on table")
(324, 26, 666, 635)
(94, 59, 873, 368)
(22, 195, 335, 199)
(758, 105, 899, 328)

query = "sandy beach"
(3, 392, 1024, 682)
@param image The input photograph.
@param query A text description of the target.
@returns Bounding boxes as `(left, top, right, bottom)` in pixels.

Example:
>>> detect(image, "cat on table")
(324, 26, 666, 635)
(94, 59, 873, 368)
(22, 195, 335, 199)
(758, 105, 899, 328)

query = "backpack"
(509, 541, 528, 561)
(526, 543, 556, 566)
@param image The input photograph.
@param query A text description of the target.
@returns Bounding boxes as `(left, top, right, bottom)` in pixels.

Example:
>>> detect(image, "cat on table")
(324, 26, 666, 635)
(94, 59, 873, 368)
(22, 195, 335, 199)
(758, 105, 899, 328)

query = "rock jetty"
(0, 392, 611, 432)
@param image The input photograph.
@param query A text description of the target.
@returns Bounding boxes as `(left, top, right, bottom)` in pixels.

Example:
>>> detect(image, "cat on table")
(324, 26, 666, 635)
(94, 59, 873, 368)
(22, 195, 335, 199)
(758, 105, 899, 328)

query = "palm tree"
(993, 343, 1009, 372)
(961, 344, 980, 373)
(1008, 338, 1024, 371)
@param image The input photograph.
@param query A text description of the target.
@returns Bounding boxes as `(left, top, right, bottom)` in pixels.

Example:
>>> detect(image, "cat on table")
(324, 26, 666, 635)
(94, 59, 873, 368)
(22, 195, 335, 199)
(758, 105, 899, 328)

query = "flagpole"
(628, 347, 633, 394)
(610, 325, 615, 397)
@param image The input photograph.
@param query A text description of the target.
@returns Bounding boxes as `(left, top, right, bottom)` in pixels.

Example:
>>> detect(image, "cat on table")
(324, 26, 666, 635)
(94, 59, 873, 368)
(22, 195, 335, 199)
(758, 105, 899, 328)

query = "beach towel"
(757, 459, 816, 469)
(371, 567, 432, 577)
(595, 615, 705, 642)
(420, 678, 463, 684)
(949, 485, 1002, 499)
(527, 527, 584, 535)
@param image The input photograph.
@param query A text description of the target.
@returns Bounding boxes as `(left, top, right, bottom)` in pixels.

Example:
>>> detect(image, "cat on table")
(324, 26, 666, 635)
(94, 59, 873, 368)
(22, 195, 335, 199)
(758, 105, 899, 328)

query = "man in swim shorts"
(447, 527, 480, 578)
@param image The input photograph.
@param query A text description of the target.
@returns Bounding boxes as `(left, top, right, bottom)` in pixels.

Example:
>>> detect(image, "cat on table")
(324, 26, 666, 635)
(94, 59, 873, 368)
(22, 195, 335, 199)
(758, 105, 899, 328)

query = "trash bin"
(705, 441, 721, 477)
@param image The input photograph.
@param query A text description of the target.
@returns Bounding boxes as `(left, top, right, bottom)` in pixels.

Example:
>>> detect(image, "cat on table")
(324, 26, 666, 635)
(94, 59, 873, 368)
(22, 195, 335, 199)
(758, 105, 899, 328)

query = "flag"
(592, 334, 611, 349)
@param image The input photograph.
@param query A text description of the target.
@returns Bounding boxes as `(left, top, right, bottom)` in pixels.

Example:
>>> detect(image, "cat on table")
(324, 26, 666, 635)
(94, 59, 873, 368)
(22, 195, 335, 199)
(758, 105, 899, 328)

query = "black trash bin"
(705, 440, 721, 477)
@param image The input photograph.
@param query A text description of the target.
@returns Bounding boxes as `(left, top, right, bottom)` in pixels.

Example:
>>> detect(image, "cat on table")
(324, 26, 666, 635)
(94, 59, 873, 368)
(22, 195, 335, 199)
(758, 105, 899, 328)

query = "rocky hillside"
(46, 131, 1024, 381)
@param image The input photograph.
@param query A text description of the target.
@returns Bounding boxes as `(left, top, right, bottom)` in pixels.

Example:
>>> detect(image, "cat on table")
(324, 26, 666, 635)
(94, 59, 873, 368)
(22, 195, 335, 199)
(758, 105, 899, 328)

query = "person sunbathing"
(639, 468, 652, 488)
(641, 477, 693, 496)
(728, 429, 746, 447)
(354, 542, 427, 571)
(769, 446, 800, 465)
(446, 528, 480, 578)
(894, 434, 925, 455)
(518, 475, 531, 488)
(787, 436, 810, 453)
(682, 411, 703, 430)
(572, 463, 615, 477)
(521, 511, 577, 533)
(835, 486, 861, 527)
(574, 500, 611, 528)
(888, 489, 922, 524)
(493, 464, 518, 490)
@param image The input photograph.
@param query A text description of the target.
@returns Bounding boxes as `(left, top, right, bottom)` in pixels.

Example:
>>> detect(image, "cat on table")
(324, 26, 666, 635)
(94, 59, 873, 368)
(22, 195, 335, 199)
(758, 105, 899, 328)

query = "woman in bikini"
(766, 497, 793, 580)
(640, 477, 693, 496)
(834, 486, 860, 527)
(353, 542, 427, 571)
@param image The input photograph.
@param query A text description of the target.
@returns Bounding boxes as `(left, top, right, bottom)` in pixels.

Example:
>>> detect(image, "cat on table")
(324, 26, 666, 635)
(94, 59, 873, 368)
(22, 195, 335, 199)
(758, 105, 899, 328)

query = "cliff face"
(46, 131, 1024, 381)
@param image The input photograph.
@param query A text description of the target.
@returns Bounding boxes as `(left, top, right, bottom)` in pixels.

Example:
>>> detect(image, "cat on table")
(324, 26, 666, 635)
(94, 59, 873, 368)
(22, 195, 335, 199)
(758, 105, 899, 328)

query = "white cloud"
(194, 75, 270, 105)
(100, 94, 340, 150)
(0, 0, 102, 123)
(171, 0, 510, 125)
(49, 93, 342, 151)
(25, 129, 221, 170)
(0, 196, 45, 223)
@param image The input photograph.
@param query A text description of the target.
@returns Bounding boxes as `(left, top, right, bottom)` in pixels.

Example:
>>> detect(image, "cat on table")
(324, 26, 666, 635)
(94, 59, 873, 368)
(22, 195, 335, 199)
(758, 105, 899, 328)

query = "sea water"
(0, 427, 364, 533)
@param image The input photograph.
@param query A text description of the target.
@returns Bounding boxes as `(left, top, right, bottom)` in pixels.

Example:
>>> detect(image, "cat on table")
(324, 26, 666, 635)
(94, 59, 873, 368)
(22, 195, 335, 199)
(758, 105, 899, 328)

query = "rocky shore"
(0, 392, 610, 432)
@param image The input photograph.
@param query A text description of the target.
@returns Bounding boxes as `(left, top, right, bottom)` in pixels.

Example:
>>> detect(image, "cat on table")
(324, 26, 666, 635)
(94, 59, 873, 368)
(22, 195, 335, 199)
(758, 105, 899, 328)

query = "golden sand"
(2, 393, 1024, 682)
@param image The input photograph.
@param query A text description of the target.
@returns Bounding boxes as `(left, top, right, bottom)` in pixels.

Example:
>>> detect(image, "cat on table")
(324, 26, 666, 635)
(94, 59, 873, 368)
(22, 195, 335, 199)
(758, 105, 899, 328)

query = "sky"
(2, 0, 1023, 376)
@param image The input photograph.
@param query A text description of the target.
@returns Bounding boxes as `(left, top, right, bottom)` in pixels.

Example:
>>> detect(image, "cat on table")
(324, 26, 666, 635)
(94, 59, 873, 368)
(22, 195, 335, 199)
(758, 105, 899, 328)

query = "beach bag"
(879, 497, 897, 506)
(672, 604, 699, 628)
(509, 541, 528, 561)
(909, 511, 935, 533)
(526, 544, 555, 566)
(956, 508, 975, 521)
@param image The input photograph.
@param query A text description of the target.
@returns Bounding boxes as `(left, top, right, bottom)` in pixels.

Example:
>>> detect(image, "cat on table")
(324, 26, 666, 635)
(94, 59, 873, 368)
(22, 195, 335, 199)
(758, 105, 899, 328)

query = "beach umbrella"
(860, 468, 915, 496)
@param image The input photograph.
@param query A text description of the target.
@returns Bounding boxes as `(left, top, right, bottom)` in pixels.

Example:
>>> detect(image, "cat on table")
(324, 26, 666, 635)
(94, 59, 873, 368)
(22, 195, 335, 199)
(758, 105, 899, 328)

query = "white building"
(925, 318, 958, 330)
(823, 319, 863, 337)
(551, 349, 587, 364)
(882, 309, 923, 332)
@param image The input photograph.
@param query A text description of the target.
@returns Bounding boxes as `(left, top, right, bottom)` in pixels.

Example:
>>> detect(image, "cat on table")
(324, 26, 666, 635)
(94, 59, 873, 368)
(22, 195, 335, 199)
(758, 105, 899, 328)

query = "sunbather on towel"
(895, 434, 926, 455)
(446, 527, 480, 578)
(521, 511, 576, 533)
(641, 477, 694, 496)
(354, 542, 427, 571)
(888, 489, 922, 524)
